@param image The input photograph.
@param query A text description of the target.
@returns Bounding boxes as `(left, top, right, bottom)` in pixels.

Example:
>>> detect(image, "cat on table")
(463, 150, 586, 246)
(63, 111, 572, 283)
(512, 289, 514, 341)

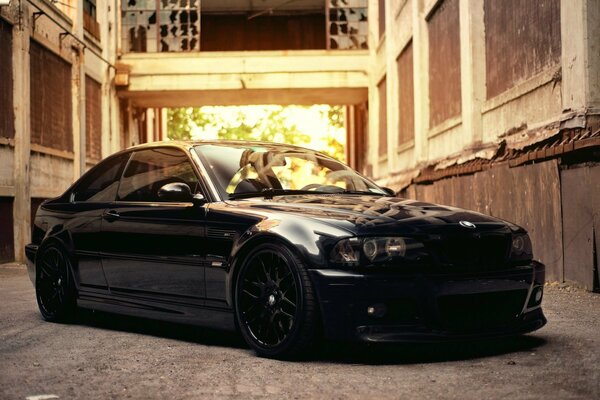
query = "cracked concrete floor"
(1, 266, 599, 399)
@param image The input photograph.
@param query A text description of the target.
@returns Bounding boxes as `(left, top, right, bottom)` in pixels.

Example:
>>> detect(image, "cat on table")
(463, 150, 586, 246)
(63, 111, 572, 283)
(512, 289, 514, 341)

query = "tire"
(234, 243, 318, 359)
(35, 243, 77, 322)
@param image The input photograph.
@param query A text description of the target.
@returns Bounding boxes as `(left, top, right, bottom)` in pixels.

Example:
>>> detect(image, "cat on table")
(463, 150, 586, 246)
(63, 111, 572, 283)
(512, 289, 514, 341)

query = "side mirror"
(192, 193, 207, 207)
(382, 187, 396, 196)
(157, 182, 193, 202)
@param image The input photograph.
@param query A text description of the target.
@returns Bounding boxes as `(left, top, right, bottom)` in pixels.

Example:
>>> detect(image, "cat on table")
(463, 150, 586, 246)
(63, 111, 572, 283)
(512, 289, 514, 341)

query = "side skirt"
(77, 289, 237, 331)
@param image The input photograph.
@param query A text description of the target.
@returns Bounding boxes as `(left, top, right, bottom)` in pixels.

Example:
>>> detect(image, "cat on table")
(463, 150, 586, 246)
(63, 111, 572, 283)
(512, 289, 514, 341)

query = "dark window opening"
(0, 18, 14, 139)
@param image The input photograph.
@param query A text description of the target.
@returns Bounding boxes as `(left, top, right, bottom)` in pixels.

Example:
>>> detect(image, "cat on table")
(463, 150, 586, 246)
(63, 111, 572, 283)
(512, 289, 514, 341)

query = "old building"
(1, 0, 598, 290)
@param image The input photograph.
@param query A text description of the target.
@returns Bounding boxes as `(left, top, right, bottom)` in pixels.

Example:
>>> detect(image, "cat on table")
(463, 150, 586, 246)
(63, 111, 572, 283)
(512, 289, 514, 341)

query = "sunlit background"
(167, 105, 346, 162)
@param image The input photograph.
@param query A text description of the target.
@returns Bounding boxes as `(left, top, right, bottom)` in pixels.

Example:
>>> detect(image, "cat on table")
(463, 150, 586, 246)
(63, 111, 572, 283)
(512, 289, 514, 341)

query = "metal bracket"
(32, 11, 43, 30)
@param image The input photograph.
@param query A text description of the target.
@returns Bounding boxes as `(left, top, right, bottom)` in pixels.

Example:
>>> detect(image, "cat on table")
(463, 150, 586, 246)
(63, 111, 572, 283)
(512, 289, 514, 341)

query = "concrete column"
(12, 1, 31, 262)
(561, 0, 600, 111)
(459, 0, 485, 147)
(412, 0, 429, 164)
(72, 1, 85, 178)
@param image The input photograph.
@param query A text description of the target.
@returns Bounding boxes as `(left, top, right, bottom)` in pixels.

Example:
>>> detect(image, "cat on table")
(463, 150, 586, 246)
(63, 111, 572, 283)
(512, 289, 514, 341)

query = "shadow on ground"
(60, 309, 546, 365)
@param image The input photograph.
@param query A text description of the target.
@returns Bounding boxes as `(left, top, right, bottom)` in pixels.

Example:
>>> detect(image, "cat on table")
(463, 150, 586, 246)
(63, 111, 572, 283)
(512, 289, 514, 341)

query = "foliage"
(167, 105, 345, 161)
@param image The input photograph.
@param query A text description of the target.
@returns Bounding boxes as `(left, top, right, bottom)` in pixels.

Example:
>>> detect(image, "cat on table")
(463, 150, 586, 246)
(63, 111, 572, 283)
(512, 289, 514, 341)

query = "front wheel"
(234, 244, 318, 359)
(35, 244, 77, 322)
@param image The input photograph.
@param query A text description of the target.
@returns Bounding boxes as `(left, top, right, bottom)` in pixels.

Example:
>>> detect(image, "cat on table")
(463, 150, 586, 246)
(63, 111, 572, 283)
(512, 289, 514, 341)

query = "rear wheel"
(36, 244, 76, 322)
(234, 243, 317, 359)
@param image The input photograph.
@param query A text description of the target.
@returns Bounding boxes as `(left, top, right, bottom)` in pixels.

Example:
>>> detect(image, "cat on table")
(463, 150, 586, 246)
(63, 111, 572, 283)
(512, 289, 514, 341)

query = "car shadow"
(310, 335, 548, 365)
(66, 309, 547, 364)
(70, 309, 247, 350)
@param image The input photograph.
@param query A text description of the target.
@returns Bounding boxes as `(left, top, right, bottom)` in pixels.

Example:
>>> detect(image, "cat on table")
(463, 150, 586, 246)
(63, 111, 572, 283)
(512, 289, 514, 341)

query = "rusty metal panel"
(30, 40, 73, 152)
(85, 76, 102, 162)
(414, 161, 563, 281)
(378, 76, 387, 157)
(0, 197, 14, 263)
(397, 41, 414, 145)
(561, 165, 600, 290)
(201, 14, 326, 51)
(0, 18, 14, 139)
(428, 0, 461, 127)
(484, 0, 561, 99)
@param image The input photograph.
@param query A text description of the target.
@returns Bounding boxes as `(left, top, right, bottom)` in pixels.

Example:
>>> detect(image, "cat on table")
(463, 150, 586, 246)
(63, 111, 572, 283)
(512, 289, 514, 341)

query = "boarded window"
(0, 197, 14, 263)
(378, 0, 386, 39)
(201, 14, 325, 51)
(397, 42, 414, 145)
(85, 76, 102, 162)
(378, 77, 387, 157)
(0, 19, 14, 139)
(428, 0, 461, 127)
(30, 41, 73, 152)
(485, 0, 561, 99)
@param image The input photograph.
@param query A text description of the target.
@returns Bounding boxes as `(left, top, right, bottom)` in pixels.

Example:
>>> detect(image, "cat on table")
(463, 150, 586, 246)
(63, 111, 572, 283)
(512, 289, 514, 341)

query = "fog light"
(367, 303, 387, 318)
(528, 286, 543, 307)
(534, 287, 543, 303)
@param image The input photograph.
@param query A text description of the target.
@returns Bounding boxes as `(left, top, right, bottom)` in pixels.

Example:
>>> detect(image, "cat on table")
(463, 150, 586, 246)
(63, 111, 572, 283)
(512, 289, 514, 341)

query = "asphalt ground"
(1, 265, 599, 399)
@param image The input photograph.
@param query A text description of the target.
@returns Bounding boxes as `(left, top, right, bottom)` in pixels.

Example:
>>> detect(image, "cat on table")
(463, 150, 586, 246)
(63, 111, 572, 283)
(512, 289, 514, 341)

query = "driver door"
(99, 147, 209, 302)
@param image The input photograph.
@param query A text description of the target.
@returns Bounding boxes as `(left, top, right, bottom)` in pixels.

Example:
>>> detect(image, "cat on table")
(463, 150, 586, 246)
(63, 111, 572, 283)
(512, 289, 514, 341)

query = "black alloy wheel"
(235, 244, 317, 358)
(36, 244, 76, 322)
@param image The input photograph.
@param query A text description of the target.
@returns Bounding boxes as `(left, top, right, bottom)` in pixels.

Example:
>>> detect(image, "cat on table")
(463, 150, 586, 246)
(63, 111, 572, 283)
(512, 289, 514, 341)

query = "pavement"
(0, 264, 599, 400)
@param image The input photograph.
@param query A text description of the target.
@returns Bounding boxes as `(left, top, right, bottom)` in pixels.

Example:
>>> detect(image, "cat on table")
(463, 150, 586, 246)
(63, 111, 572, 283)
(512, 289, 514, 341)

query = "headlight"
(509, 233, 533, 262)
(330, 237, 426, 267)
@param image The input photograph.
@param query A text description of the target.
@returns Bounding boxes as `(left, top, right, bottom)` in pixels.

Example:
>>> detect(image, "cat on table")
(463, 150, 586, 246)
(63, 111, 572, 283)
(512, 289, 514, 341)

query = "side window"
(72, 153, 130, 202)
(117, 148, 199, 202)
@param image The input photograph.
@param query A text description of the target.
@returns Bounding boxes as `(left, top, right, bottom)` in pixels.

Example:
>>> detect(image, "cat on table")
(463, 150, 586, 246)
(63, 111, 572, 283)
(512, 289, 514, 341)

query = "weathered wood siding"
(200, 14, 326, 51)
(484, 0, 561, 99)
(428, 0, 461, 127)
(85, 76, 102, 162)
(413, 160, 564, 281)
(561, 165, 600, 290)
(0, 18, 13, 139)
(378, 76, 387, 157)
(397, 41, 414, 145)
(30, 40, 73, 152)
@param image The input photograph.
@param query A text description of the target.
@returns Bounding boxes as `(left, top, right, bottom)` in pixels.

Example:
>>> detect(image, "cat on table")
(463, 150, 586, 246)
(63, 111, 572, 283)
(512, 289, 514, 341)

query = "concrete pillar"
(561, 0, 600, 111)
(459, 0, 485, 147)
(412, 0, 429, 164)
(12, 1, 31, 262)
(72, 1, 85, 177)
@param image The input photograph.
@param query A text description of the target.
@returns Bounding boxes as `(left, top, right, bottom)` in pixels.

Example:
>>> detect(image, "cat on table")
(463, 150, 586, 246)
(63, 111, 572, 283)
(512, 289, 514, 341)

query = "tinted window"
(72, 153, 130, 202)
(118, 148, 199, 202)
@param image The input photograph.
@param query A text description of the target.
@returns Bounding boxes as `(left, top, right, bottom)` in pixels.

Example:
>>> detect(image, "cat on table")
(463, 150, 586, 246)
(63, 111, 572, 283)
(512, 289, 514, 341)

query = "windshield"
(194, 143, 386, 199)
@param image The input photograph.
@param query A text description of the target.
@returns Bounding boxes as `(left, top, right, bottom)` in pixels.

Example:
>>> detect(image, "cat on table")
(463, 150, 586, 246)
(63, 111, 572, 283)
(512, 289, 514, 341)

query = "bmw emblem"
(459, 220, 476, 229)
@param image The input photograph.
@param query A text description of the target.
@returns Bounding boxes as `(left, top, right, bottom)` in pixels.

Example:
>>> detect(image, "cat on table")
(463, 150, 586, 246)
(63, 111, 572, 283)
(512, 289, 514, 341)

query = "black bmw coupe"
(25, 141, 546, 358)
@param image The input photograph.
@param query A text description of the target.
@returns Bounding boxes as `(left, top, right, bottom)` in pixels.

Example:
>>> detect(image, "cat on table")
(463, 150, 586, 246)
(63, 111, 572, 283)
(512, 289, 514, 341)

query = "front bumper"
(310, 261, 546, 343)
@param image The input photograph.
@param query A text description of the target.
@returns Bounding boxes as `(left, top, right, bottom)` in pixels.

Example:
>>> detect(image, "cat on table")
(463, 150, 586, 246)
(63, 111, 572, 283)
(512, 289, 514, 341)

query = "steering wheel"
(300, 184, 343, 193)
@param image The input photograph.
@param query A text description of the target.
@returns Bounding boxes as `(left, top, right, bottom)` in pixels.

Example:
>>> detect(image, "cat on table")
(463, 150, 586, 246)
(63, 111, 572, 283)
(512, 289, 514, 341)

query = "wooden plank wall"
(397, 41, 414, 145)
(427, 0, 461, 127)
(85, 76, 102, 162)
(0, 18, 14, 139)
(484, 0, 561, 99)
(200, 14, 326, 51)
(30, 40, 73, 152)
(414, 160, 564, 281)
(378, 77, 387, 157)
(561, 165, 600, 290)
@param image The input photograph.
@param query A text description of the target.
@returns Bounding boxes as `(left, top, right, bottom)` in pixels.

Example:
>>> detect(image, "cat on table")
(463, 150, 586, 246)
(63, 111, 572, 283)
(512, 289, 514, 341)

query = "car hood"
(228, 194, 518, 236)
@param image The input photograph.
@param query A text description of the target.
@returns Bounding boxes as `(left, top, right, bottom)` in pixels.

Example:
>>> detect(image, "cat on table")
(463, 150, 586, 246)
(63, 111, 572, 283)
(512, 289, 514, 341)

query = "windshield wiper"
(228, 188, 329, 200)
(338, 190, 386, 196)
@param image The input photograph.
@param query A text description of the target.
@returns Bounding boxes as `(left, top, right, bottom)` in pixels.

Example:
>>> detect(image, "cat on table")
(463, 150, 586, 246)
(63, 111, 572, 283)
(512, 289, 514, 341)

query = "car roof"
(114, 140, 333, 158)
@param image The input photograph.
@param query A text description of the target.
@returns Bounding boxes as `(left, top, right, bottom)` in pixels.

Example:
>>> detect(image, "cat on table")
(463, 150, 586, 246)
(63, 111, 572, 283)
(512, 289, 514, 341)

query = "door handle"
(103, 210, 120, 222)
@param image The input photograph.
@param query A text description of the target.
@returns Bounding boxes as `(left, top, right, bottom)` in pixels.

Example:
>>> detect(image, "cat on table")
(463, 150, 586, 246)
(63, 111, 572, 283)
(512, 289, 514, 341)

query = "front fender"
(224, 216, 353, 306)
